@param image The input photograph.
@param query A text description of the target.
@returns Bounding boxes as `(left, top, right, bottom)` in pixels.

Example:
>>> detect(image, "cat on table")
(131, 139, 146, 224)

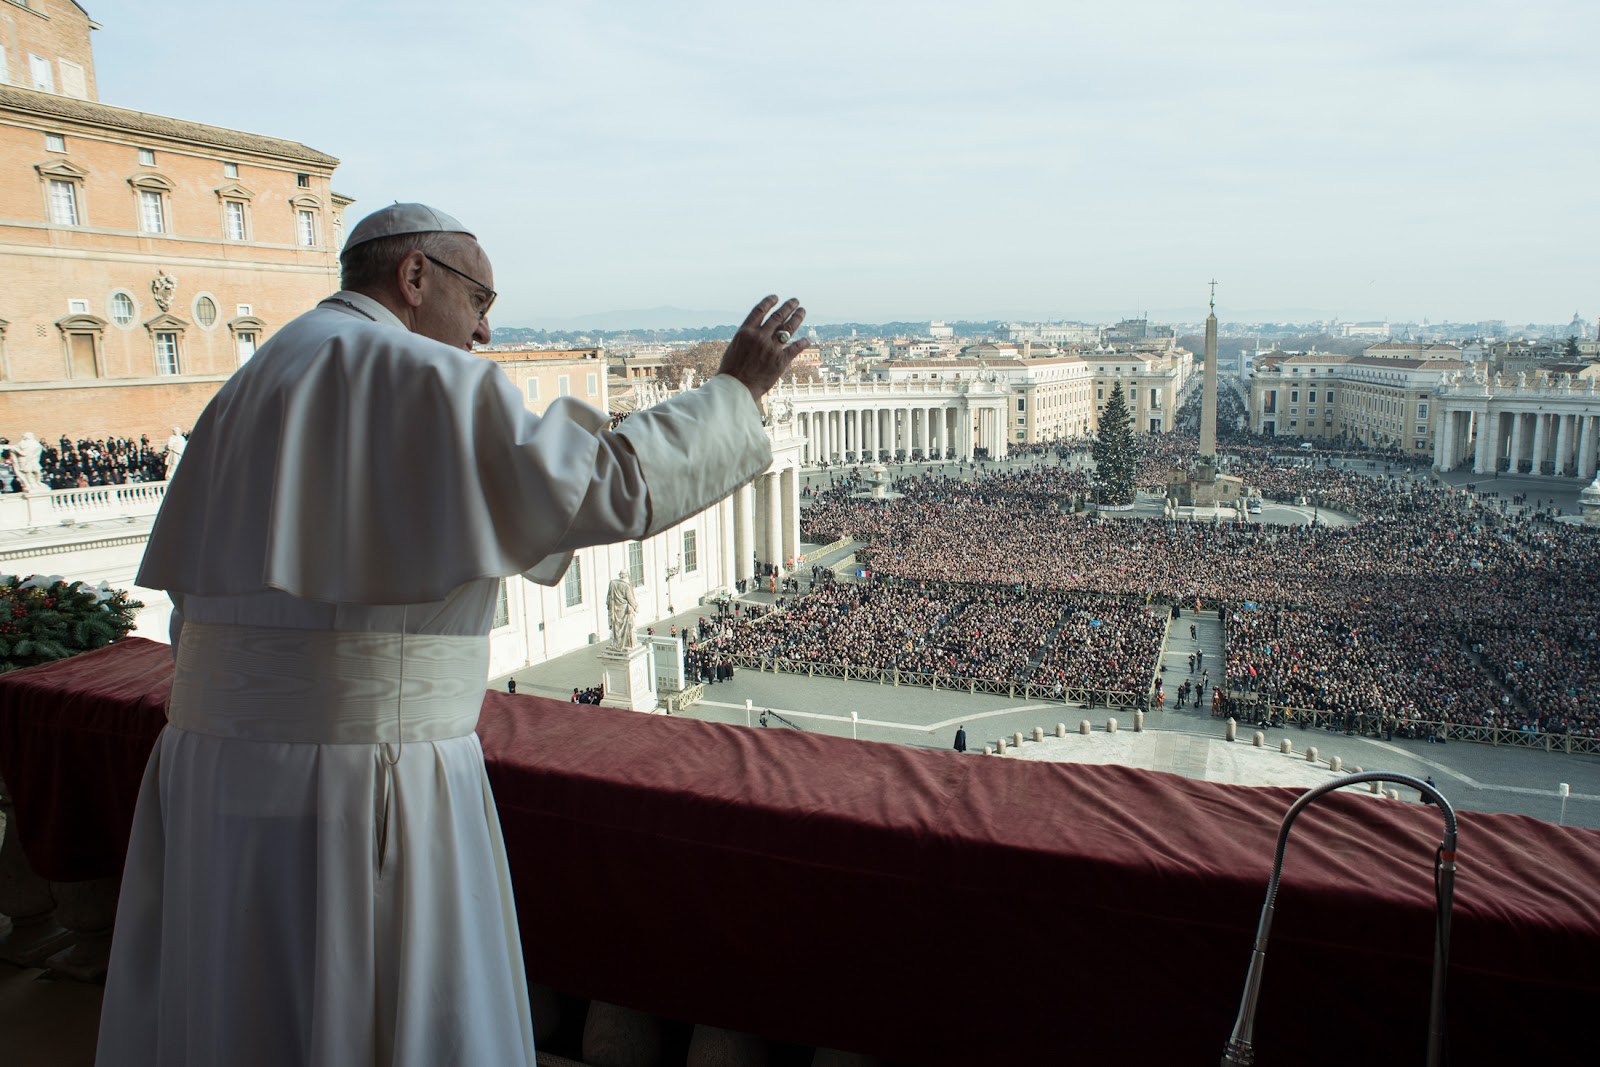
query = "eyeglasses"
(423, 253, 497, 318)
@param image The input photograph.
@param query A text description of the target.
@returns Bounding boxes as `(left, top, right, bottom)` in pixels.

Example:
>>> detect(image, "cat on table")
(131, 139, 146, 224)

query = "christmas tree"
(1091, 381, 1138, 506)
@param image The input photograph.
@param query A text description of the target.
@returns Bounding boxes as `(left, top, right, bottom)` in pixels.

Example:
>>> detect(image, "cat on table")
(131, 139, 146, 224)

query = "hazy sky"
(88, 0, 1596, 328)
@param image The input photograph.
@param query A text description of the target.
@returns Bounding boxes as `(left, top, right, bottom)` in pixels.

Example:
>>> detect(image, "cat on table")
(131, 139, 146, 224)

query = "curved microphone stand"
(1220, 771, 1458, 1066)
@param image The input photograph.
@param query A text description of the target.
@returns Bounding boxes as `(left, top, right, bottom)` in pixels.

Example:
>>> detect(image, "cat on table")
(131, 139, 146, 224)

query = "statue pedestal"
(599, 641, 659, 713)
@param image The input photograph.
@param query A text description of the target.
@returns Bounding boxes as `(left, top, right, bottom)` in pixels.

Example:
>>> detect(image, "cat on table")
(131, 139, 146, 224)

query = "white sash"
(167, 622, 487, 744)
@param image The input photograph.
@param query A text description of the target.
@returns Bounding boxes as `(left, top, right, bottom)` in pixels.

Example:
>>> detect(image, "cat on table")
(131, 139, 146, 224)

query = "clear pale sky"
(88, 0, 1596, 328)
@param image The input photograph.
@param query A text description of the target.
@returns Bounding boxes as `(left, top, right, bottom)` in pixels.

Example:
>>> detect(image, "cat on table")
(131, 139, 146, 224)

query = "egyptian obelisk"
(1198, 280, 1219, 463)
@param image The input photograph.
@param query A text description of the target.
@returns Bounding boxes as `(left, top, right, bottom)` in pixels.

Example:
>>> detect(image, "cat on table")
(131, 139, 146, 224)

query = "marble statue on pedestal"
(607, 570, 638, 651)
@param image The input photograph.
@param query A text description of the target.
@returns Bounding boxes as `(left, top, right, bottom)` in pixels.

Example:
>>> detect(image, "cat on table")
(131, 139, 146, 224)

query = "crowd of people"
(1, 432, 178, 491)
(678, 579, 1166, 695)
(782, 433, 1599, 738)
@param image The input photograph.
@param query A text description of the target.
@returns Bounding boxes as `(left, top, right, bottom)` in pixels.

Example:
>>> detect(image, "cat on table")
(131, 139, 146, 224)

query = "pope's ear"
(395, 250, 429, 308)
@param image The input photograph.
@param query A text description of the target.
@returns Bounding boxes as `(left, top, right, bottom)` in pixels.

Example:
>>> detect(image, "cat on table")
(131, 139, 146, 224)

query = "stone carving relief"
(151, 270, 177, 313)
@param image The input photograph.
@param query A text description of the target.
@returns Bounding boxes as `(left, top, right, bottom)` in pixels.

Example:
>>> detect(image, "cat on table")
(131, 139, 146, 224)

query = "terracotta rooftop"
(0, 84, 338, 167)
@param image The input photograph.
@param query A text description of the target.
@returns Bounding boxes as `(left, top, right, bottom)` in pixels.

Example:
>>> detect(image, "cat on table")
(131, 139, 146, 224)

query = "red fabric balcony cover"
(2, 638, 1597, 1066)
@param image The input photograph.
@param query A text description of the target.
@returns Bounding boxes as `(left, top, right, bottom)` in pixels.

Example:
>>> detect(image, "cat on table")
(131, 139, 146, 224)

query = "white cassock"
(97, 290, 772, 1066)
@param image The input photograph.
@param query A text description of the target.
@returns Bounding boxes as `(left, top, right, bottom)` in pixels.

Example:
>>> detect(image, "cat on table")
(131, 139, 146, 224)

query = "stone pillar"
(1473, 409, 1493, 474)
(1531, 411, 1548, 475)
(1435, 409, 1453, 471)
(1580, 415, 1598, 481)
(1555, 413, 1573, 477)
(736, 483, 755, 584)
(720, 495, 736, 590)
(781, 466, 799, 569)
(765, 471, 783, 575)
(1507, 411, 1524, 474)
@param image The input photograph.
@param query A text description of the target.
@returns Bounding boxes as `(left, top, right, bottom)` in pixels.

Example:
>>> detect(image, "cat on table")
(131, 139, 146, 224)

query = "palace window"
(224, 199, 247, 240)
(154, 332, 181, 375)
(236, 331, 258, 363)
(628, 542, 645, 587)
(139, 148, 156, 166)
(559, 376, 570, 397)
(194, 296, 217, 327)
(588, 372, 598, 396)
(563, 556, 583, 607)
(138, 188, 166, 233)
(296, 209, 317, 246)
(224, 162, 240, 178)
(683, 529, 698, 574)
(493, 579, 510, 629)
(526, 379, 539, 402)
(58, 314, 106, 379)
(109, 292, 135, 326)
(46, 132, 66, 152)
(29, 54, 53, 93)
(49, 179, 79, 225)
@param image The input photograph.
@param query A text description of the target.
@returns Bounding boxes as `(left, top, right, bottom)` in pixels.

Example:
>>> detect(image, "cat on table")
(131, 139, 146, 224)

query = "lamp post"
(664, 554, 681, 615)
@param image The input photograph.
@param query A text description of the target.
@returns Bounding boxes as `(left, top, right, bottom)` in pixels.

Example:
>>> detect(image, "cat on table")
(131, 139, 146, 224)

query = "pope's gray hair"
(339, 231, 462, 293)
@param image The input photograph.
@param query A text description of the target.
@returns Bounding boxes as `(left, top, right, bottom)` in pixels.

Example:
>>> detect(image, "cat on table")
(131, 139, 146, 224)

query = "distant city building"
(1104, 317, 1175, 344)
(998, 322, 1101, 345)
(1338, 321, 1392, 339)
(1248, 351, 1466, 456)
(1361, 341, 1463, 361)
(927, 320, 954, 339)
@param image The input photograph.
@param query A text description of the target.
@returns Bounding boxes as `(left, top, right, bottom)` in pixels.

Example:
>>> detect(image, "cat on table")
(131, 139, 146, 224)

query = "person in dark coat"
(954, 725, 968, 753)
(506, 678, 516, 694)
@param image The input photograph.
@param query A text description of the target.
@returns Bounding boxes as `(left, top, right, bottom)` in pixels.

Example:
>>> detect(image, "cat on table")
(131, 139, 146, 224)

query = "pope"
(97, 203, 808, 1066)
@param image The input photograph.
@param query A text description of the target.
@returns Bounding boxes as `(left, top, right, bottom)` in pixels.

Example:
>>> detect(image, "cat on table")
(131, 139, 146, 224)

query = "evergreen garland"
(1091, 382, 1138, 506)
(0, 576, 142, 672)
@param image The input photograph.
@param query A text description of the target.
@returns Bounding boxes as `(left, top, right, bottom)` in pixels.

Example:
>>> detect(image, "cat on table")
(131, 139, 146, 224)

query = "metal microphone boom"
(1220, 771, 1458, 1066)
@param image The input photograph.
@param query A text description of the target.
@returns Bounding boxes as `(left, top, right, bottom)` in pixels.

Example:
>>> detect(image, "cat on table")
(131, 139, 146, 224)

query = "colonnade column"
(1473, 410, 1492, 474)
(735, 483, 755, 585)
(721, 493, 736, 589)
(1554, 414, 1573, 477)
(764, 471, 782, 575)
(1580, 416, 1598, 481)
(1507, 413, 1524, 474)
(1531, 413, 1549, 475)
(779, 468, 798, 569)
(1435, 409, 1453, 471)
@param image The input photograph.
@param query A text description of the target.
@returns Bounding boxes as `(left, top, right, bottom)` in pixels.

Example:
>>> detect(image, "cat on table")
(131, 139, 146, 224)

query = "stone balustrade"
(0, 482, 168, 533)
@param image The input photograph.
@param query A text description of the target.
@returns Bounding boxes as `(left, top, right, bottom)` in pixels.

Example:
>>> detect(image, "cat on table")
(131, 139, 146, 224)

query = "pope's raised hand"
(718, 295, 809, 405)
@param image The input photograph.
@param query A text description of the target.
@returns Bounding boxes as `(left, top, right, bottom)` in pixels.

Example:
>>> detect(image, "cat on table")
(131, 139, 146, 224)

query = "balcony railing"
(2, 638, 1596, 1066)
(0, 481, 168, 533)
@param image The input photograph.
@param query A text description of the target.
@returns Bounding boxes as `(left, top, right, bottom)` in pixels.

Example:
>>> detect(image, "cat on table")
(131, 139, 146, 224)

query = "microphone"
(1220, 771, 1458, 1067)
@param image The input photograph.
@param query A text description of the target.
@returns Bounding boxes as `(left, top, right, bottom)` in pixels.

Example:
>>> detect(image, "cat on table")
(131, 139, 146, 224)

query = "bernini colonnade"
(771, 379, 1013, 465)
(1433, 374, 1600, 479)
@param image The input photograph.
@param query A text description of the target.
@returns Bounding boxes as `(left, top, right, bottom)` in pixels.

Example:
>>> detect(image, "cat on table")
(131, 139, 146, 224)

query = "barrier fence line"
(728, 654, 1142, 709)
(1214, 700, 1600, 757)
